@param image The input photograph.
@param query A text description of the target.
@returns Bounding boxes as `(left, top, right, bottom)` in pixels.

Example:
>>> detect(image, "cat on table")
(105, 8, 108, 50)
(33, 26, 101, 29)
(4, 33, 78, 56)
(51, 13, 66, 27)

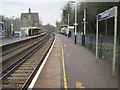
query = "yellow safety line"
(75, 82, 85, 88)
(61, 45, 68, 89)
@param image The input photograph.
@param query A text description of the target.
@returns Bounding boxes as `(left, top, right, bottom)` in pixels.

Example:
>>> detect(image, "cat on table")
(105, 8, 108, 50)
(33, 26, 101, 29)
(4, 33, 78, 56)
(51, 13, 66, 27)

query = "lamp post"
(70, 0, 77, 44)
(75, 0, 77, 44)
(83, 8, 86, 35)
(67, 14, 69, 38)
(11, 16, 15, 36)
(82, 8, 88, 46)
(5, 22, 7, 37)
(11, 20, 13, 36)
(67, 14, 69, 28)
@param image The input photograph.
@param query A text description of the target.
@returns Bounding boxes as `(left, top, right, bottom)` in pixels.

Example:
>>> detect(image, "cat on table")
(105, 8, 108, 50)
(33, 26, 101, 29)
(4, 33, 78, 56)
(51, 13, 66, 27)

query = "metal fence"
(71, 32, 82, 45)
(85, 35, 96, 54)
(71, 31, 120, 71)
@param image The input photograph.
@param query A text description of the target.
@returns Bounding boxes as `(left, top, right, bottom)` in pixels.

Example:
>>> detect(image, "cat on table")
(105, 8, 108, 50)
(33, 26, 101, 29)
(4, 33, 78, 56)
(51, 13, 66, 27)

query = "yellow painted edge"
(61, 45, 68, 89)
(75, 82, 85, 88)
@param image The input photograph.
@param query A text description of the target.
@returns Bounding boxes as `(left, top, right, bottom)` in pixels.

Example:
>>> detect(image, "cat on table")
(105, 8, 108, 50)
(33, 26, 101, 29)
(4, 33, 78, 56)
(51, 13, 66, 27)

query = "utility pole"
(105, 19, 107, 36)
(11, 21, 13, 36)
(74, 0, 77, 44)
(11, 16, 15, 36)
(68, 14, 69, 28)
(70, 0, 78, 44)
(82, 8, 88, 46)
(83, 8, 86, 35)
(67, 14, 69, 37)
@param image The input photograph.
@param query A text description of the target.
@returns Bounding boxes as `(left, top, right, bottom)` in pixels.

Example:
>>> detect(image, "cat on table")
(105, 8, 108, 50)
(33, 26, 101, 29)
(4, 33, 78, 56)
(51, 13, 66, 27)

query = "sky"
(0, 0, 119, 26)
(0, 0, 70, 26)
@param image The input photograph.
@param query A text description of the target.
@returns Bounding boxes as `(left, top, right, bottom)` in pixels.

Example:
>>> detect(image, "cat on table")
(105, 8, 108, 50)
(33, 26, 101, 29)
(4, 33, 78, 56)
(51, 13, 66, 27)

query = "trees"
(61, 2, 73, 25)
(43, 23, 56, 33)
(61, 2, 119, 37)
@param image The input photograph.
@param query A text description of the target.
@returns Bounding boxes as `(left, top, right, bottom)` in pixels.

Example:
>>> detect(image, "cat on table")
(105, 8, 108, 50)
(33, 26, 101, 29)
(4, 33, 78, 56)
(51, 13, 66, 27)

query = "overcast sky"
(0, 0, 71, 26)
(0, 0, 119, 26)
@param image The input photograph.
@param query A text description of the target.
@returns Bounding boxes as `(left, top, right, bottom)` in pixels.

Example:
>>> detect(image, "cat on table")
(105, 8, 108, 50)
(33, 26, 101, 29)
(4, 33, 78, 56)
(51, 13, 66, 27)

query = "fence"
(71, 32, 82, 45)
(71, 31, 120, 71)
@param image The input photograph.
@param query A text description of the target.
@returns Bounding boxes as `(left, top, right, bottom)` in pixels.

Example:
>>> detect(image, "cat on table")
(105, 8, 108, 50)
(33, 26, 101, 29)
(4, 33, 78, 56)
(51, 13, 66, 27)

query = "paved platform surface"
(33, 34, 62, 88)
(29, 33, 118, 88)
(59, 34, 118, 88)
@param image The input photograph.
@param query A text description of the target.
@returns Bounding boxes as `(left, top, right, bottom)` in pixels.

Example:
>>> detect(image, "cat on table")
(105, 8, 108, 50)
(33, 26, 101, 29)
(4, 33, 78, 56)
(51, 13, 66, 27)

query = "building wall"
(20, 10, 39, 28)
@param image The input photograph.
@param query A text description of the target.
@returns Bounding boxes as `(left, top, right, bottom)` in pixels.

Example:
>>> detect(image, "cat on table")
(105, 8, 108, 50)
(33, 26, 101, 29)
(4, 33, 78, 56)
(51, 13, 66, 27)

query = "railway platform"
(0, 33, 45, 46)
(1, 33, 118, 89)
(30, 33, 118, 89)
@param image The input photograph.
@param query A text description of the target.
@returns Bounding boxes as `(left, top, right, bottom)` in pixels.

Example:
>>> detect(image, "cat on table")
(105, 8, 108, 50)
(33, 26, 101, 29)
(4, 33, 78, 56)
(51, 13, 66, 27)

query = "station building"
(20, 8, 39, 27)
(15, 8, 41, 36)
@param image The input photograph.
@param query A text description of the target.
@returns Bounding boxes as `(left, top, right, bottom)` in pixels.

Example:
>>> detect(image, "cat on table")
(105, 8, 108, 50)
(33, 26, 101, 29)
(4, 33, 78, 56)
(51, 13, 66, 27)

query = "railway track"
(1, 33, 48, 78)
(1, 34, 49, 79)
(1, 33, 46, 62)
(1, 33, 55, 89)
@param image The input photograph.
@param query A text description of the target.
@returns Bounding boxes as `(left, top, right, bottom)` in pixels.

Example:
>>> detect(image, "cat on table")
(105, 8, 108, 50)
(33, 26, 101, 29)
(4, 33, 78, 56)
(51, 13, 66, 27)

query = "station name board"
(97, 7, 116, 21)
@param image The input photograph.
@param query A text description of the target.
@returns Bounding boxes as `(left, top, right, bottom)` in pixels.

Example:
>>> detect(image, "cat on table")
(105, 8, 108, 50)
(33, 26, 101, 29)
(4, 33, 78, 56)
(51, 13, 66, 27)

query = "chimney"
(29, 8, 31, 13)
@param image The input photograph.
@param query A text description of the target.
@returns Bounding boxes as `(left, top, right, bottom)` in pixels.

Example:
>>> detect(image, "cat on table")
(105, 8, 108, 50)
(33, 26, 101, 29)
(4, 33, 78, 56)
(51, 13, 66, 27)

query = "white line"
(28, 35, 56, 89)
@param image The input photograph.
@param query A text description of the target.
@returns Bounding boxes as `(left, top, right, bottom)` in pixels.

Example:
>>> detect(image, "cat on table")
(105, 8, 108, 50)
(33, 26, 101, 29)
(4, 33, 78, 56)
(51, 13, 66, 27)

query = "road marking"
(75, 82, 85, 88)
(61, 45, 68, 89)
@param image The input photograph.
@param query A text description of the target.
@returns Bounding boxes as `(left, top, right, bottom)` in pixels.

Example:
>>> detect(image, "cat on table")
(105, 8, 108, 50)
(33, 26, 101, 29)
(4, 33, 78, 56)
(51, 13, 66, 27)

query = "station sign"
(97, 7, 115, 21)
(0, 22, 4, 30)
(74, 23, 78, 25)
(68, 26, 74, 29)
(96, 6, 117, 76)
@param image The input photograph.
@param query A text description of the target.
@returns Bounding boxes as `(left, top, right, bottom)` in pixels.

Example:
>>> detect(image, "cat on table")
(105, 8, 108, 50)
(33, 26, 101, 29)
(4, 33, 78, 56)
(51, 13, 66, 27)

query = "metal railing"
(71, 31, 120, 71)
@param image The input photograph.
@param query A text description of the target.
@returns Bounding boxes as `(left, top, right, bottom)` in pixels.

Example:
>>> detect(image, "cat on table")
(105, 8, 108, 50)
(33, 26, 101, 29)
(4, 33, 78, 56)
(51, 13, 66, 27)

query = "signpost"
(96, 6, 118, 76)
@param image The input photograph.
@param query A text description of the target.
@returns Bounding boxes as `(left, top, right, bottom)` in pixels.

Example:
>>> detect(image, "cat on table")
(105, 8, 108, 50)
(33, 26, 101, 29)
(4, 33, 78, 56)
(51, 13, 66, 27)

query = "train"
(60, 25, 74, 36)
(60, 25, 69, 35)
